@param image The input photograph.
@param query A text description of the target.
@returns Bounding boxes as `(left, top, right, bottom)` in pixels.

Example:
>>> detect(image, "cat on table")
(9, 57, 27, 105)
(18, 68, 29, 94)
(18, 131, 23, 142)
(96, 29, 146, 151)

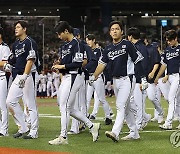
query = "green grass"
(0, 97, 180, 154)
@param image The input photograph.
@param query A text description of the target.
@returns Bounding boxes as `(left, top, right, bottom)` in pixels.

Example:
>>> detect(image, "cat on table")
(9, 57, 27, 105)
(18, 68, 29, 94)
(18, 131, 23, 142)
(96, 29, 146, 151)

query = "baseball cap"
(73, 28, 80, 37)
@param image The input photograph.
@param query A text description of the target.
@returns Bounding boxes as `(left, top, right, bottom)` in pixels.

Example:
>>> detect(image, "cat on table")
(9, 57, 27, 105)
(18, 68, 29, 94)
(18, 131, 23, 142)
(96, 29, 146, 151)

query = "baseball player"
(68, 28, 97, 134)
(155, 30, 180, 130)
(127, 27, 152, 130)
(48, 21, 100, 145)
(46, 71, 54, 98)
(6, 20, 39, 139)
(38, 70, 47, 98)
(52, 71, 60, 97)
(147, 41, 166, 123)
(0, 27, 11, 137)
(90, 21, 147, 142)
(85, 34, 112, 125)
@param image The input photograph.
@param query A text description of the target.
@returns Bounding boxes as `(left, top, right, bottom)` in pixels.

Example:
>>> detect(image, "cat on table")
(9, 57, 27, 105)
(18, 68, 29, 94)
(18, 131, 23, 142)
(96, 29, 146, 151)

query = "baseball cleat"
(110, 112, 115, 118)
(0, 133, 9, 137)
(159, 123, 172, 130)
(121, 134, 140, 141)
(67, 130, 79, 135)
(91, 123, 100, 142)
(49, 136, 68, 145)
(89, 115, 96, 120)
(105, 131, 119, 142)
(105, 118, 112, 125)
(23, 134, 37, 139)
(13, 132, 23, 138)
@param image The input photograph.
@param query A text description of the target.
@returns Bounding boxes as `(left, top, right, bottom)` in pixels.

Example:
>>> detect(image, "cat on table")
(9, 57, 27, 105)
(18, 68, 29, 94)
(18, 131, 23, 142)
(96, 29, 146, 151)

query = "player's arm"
(24, 59, 35, 75)
(154, 64, 167, 84)
(148, 63, 159, 79)
(0, 61, 6, 67)
(93, 63, 106, 79)
(92, 47, 109, 79)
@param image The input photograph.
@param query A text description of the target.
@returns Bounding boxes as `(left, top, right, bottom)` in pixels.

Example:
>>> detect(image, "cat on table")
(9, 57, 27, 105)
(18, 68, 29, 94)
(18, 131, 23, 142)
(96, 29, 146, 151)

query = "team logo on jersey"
(61, 49, 71, 58)
(15, 44, 25, 57)
(122, 45, 126, 48)
(166, 51, 179, 60)
(108, 49, 126, 60)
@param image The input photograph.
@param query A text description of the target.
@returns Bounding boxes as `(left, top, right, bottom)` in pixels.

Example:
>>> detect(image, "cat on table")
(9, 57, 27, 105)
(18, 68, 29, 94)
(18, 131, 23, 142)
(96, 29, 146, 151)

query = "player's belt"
(169, 72, 179, 75)
(113, 76, 125, 79)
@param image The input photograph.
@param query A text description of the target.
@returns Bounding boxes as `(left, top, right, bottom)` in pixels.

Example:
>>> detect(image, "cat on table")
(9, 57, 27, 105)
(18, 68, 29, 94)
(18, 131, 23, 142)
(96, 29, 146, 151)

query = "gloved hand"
(3, 62, 12, 72)
(88, 75, 95, 86)
(18, 74, 28, 88)
(141, 77, 148, 90)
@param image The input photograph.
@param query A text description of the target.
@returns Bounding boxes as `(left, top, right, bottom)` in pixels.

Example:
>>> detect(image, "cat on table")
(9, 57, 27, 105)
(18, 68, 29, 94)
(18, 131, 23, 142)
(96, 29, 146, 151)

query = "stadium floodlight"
(18, 11, 21, 15)
(145, 13, 148, 17)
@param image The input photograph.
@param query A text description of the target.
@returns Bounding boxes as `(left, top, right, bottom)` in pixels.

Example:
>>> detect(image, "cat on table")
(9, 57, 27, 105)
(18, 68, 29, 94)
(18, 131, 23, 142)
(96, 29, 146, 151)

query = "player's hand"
(140, 77, 148, 91)
(148, 72, 154, 79)
(53, 59, 60, 65)
(18, 74, 28, 88)
(3, 62, 12, 72)
(88, 75, 95, 86)
(52, 65, 65, 70)
(162, 75, 168, 83)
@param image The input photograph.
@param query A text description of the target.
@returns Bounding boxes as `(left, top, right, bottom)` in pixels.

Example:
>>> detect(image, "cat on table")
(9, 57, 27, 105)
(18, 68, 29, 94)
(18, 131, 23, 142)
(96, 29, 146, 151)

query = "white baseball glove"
(141, 77, 148, 90)
(18, 74, 28, 88)
(3, 62, 12, 72)
(88, 75, 95, 86)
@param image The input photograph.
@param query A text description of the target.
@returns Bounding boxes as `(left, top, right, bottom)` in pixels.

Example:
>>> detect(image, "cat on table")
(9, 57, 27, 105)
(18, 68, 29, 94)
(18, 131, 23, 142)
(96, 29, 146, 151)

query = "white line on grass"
(39, 114, 179, 134)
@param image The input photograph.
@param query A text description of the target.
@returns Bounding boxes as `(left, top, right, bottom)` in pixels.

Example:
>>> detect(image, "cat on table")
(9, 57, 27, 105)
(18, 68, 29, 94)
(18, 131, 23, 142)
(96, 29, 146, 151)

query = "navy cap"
(73, 28, 80, 37)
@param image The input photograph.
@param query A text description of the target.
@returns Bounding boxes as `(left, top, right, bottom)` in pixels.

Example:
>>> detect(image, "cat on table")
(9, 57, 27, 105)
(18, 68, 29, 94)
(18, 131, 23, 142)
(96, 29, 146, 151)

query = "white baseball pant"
(165, 73, 180, 125)
(112, 76, 139, 138)
(58, 74, 93, 138)
(0, 75, 8, 136)
(86, 75, 111, 119)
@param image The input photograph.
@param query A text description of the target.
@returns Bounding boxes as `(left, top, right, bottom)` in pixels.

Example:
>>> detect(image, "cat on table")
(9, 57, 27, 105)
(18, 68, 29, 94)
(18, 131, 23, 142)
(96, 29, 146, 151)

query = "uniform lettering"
(166, 51, 179, 60)
(108, 49, 126, 60)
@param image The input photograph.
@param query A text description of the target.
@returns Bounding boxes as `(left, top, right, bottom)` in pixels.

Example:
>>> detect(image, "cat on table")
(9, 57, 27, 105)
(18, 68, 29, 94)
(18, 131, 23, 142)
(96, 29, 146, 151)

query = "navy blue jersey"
(162, 45, 180, 74)
(99, 39, 144, 77)
(86, 48, 102, 74)
(59, 37, 83, 74)
(146, 44, 161, 73)
(135, 40, 149, 76)
(11, 36, 37, 78)
(146, 44, 161, 83)
(81, 41, 98, 75)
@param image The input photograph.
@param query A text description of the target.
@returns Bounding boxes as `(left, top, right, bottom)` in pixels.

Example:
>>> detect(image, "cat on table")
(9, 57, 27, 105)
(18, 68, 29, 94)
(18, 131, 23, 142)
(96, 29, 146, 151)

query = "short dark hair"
(165, 29, 177, 41)
(127, 27, 140, 40)
(73, 28, 80, 37)
(86, 34, 95, 40)
(54, 21, 73, 34)
(109, 21, 123, 31)
(0, 27, 4, 37)
(14, 20, 28, 29)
